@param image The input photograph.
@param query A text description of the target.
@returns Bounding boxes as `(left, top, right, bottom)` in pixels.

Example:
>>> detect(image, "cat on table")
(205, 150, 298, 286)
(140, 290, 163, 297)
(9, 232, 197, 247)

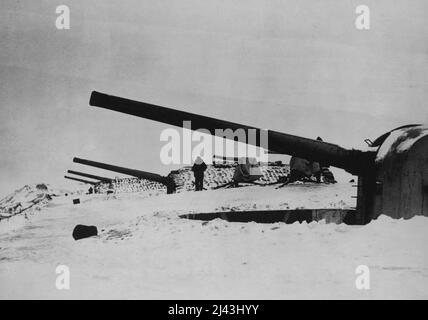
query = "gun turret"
(87, 91, 428, 223)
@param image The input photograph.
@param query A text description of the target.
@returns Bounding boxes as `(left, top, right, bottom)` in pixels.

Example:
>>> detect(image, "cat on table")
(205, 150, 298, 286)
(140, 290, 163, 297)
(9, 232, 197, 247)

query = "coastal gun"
(64, 175, 98, 185)
(88, 91, 428, 223)
(67, 170, 113, 183)
(73, 157, 176, 194)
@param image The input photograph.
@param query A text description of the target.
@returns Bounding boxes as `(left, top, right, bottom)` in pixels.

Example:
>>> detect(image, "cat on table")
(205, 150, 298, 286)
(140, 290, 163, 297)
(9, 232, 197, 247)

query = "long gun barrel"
(213, 155, 239, 162)
(67, 170, 113, 183)
(89, 91, 375, 175)
(64, 176, 98, 185)
(73, 157, 170, 186)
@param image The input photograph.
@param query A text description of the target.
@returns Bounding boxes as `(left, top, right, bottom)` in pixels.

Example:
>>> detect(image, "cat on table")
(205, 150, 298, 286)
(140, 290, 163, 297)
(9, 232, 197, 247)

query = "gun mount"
(88, 91, 428, 223)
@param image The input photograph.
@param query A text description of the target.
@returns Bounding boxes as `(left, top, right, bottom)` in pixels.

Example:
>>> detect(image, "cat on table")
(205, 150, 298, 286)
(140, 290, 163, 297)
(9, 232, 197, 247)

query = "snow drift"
(1, 183, 427, 299)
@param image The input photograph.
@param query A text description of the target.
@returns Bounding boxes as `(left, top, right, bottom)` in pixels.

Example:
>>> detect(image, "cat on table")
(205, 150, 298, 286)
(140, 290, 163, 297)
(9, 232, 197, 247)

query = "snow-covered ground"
(0, 183, 427, 299)
(0, 184, 72, 220)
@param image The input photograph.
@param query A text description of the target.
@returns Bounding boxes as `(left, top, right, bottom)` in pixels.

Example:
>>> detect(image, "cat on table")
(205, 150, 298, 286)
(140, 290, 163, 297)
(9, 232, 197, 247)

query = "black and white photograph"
(0, 0, 427, 302)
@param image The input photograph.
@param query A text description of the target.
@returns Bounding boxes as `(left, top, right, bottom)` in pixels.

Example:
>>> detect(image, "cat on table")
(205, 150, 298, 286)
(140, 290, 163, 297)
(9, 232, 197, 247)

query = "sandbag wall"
(94, 163, 290, 194)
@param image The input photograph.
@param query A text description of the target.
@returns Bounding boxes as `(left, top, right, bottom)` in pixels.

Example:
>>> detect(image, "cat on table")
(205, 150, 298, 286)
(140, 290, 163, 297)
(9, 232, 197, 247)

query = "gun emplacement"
(89, 91, 374, 176)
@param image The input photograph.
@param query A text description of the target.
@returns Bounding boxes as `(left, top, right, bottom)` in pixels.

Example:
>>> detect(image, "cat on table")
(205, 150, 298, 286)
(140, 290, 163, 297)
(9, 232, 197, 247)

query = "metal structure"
(88, 91, 428, 223)
(64, 175, 98, 185)
(213, 155, 239, 162)
(73, 157, 176, 194)
(67, 170, 113, 183)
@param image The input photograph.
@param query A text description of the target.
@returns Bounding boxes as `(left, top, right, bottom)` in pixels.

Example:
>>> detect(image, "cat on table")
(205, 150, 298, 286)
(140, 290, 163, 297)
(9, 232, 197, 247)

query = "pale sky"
(1, 0, 427, 196)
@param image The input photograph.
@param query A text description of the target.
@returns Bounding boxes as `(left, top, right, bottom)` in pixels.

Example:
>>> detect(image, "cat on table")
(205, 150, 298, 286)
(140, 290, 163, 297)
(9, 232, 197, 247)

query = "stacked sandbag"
(170, 162, 289, 191)
(93, 162, 290, 194)
(94, 177, 166, 194)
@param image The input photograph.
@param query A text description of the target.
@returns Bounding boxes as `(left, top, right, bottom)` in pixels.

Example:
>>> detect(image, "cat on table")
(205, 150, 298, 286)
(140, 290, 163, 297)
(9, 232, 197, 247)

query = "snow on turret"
(376, 125, 428, 162)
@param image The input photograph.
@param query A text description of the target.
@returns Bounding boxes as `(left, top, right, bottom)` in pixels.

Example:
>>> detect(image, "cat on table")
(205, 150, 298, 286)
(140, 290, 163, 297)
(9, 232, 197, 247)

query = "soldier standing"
(192, 156, 207, 191)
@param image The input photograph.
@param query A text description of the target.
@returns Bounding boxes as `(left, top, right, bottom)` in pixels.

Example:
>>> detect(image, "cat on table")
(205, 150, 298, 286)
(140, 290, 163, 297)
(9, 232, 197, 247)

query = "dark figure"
(287, 156, 313, 183)
(165, 176, 177, 194)
(321, 167, 337, 184)
(276, 157, 312, 188)
(192, 156, 207, 191)
(72, 225, 98, 241)
(277, 138, 322, 188)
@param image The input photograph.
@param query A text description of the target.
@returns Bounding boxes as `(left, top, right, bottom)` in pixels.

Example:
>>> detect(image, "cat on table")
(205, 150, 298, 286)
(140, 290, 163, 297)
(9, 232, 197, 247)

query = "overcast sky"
(1, 0, 427, 196)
